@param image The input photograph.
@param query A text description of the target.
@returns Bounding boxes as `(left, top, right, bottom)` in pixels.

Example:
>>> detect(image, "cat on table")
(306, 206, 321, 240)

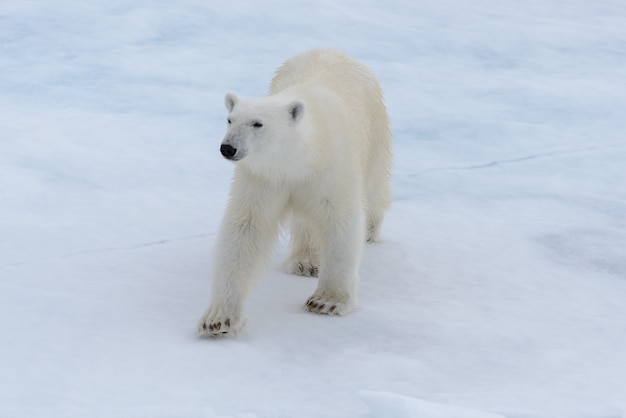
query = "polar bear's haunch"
(197, 48, 392, 337)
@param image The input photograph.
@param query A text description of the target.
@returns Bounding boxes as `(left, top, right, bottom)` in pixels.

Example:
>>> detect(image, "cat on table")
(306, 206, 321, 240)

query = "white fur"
(197, 48, 392, 337)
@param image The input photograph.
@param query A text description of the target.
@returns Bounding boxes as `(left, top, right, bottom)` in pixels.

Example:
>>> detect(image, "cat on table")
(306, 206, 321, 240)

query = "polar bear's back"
(270, 49, 375, 93)
(269, 48, 391, 182)
(269, 49, 385, 120)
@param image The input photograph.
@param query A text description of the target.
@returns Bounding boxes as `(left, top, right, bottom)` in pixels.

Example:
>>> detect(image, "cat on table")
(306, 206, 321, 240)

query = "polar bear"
(197, 48, 392, 337)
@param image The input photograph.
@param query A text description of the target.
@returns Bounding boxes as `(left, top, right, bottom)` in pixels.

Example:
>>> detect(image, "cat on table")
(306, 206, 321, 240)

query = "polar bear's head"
(220, 93, 305, 164)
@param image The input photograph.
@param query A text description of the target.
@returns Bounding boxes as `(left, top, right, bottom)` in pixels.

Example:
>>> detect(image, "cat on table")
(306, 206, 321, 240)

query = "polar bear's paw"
(285, 257, 319, 277)
(196, 306, 246, 338)
(304, 294, 356, 316)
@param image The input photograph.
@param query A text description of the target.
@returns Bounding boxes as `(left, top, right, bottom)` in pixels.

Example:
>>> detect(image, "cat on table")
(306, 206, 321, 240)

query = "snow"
(1, 1, 626, 417)
(359, 391, 506, 418)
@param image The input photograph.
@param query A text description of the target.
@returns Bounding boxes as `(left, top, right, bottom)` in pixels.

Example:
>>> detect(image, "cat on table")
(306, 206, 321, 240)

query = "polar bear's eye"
(227, 118, 231, 124)
(252, 121, 263, 128)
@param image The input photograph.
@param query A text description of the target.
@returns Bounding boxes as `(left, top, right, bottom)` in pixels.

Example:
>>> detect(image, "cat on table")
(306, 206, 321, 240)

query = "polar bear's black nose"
(220, 144, 237, 159)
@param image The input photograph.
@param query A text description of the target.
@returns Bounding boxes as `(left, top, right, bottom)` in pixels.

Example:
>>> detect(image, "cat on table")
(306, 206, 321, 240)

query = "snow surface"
(2, 1, 626, 417)
(359, 391, 506, 418)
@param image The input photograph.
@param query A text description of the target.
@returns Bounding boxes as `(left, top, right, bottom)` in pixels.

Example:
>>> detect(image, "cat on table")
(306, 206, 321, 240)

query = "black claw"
(225, 318, 231, 328)
(202, 323, 207, 330)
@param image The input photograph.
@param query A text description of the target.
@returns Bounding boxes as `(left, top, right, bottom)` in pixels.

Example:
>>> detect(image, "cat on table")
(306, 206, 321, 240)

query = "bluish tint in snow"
(1, 1, 626, 417)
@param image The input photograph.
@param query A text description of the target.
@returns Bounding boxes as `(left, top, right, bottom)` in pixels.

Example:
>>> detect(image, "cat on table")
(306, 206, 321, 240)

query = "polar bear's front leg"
(305, 204, 365, 316)
(197, 217, 283, 336)
(197, 218, 281, 336)
(197, 173, 286, 337)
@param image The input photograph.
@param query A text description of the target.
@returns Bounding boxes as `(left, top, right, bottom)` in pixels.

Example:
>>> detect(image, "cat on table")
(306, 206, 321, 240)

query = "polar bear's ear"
(225, 93, 238, 112)
(288, 101, 305, 122)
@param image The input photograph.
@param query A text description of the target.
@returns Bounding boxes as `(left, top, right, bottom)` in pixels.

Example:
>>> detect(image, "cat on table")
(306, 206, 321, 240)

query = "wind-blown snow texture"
(2, 1, 626, 417)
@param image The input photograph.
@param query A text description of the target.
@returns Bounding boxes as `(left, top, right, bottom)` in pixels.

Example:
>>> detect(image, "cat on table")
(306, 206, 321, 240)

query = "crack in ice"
(411, 142, 626, 177)
(2, 233, 212, 268)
